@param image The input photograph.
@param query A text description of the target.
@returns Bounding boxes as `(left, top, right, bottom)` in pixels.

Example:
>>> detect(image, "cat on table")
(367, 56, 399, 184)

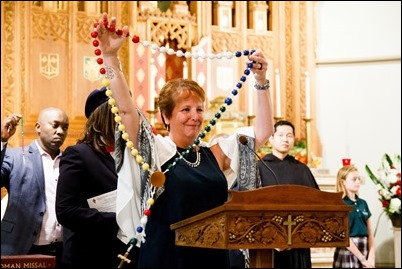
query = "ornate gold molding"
(2, 2, 17, 132)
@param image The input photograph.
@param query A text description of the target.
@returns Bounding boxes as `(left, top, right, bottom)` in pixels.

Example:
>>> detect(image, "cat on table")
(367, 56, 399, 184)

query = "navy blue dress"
(138, 147, 230, 268)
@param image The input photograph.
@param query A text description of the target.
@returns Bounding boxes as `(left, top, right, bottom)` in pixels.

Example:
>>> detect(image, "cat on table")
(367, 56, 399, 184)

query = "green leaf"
(364, 164, 384, 188)
(384, 153, 393, 167)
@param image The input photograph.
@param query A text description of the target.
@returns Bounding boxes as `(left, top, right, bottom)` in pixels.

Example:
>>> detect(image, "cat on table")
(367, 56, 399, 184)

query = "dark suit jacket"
(56, 143, 137, 268)
(1, 141, 48, 254)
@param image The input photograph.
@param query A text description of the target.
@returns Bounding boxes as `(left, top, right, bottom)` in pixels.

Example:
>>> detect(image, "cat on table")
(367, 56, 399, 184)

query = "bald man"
(1, 107, 69, 267)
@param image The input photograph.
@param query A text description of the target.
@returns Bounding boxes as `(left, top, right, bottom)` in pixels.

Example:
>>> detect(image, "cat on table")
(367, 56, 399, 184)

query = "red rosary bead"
(91, 31, 98, 38)
(144, 208, 151, 216)
(132, 35, 140, 43)
(91, 25, 141, 75)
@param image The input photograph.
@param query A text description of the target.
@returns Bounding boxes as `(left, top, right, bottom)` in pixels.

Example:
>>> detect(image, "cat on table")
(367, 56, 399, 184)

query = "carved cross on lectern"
(283, 214, 297, 245)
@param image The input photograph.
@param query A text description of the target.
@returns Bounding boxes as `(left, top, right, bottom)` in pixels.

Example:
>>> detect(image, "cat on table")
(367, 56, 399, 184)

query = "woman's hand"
(95, 13, 130, 57)
(248, 50, 268, 85)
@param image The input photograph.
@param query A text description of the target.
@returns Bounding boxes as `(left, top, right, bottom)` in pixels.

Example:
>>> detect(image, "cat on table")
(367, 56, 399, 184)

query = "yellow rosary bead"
(111, 106, 118, 114)
(108, 98, 116, 106)
(136, 155, 143, 163)
(142, 163, 149, 171)
(131, 148, 138, 156)
(147, 198, 155, 206)
(114, 115, 122, 122)
(126, 141, 134, 148)
(102, 78, 111, 87)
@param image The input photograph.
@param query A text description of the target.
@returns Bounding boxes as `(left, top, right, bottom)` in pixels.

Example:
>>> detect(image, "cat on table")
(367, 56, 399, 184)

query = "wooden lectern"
(171, 185, 353, 268)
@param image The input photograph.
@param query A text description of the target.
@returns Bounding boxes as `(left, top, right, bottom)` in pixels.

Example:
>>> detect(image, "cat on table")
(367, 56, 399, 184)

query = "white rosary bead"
(176, 50, 184, 57)
(192, 52, 199, 59)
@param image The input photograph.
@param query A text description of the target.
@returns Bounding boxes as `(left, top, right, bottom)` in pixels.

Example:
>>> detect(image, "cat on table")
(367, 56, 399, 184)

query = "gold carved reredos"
(210, 31, 273, 56)
(210, 31, 241, 53)
(20, 3, 27, 118)
(298, 2, 308, 137)
(284, 2, 294, 121)
(119, 2, 131, 77)
(2, 1, 17, 119)
(76, 14, 98, 44)
(138, 9, 197, 50)
(247, 34, 274, 58)
(31, 9, 69, 42)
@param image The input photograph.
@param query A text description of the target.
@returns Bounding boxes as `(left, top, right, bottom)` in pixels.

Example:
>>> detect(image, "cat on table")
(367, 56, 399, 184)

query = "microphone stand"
(239, 135, 280, 185)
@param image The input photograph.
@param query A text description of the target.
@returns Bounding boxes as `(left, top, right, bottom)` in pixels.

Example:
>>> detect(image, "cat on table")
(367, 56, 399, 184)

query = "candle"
(183, 61, 188, 79)
(248, 88, 253, 115)
(305, 71, 311, 119)
(275, 69, 281, 117)
(149, 61, 157, 110)
(149, 81, 155, 111)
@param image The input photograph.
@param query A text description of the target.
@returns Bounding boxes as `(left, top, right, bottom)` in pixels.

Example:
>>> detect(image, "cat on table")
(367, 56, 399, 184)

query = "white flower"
(390, 198, 401, 214)
(365, 153, 401, 217)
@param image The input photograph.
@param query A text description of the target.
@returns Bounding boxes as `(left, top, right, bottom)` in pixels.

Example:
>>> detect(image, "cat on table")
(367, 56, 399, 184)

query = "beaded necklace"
(176, 150, 201, 167)
(91, 20, 258, 267)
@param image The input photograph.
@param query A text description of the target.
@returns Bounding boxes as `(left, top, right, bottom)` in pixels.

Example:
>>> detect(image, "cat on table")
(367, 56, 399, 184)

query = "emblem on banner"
(84, 56, 102, 82)
(40, 53, 59, 79)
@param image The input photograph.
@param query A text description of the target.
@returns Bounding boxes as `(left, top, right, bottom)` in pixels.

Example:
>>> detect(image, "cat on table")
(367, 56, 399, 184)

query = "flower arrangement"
(256, 138, 322, 168)
(365, 153, 401, 222)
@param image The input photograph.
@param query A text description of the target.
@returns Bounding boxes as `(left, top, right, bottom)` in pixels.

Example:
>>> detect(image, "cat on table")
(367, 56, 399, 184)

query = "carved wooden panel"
(172, 185, 352, 250)
(174, 210, 348, 250)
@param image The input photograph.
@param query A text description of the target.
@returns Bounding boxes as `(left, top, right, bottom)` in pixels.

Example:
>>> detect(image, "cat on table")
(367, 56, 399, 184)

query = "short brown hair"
(158, 78, 206, 129)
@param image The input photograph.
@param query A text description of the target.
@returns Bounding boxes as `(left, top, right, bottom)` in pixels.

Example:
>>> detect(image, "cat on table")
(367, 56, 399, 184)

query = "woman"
(95, 13, 274, 268)
(333, 165, 375, 268)
(56, 88, 138, 268)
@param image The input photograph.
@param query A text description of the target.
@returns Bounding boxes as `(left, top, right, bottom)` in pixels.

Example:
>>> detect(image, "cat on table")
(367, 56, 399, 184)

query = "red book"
(1, 254, 56, 268)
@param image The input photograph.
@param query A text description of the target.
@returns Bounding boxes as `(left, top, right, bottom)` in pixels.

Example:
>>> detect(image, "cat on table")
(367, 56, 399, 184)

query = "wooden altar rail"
(171, 185, 352, 268)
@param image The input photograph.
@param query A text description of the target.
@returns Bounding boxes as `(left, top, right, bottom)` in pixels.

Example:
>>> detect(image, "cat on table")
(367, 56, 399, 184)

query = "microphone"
(239, 135, 280, 185)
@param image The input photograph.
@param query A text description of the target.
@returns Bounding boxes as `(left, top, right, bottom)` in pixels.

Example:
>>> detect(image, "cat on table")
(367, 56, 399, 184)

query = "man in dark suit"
(1, 107, 69, 267)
